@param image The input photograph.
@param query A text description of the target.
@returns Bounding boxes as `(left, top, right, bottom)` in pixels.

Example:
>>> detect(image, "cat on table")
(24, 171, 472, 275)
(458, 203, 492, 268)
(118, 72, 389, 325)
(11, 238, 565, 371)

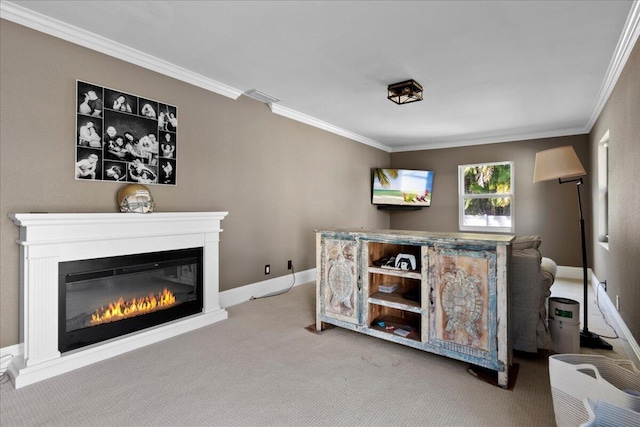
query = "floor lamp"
(533, 146, 612, 350)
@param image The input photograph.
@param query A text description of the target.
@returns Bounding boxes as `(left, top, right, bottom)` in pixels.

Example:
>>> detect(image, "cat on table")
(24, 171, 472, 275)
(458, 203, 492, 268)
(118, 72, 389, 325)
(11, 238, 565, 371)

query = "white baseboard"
(1, 344, 21, 374)
(555, 266, 640, 364)
(219, 268, 316, 308)
(555, 265, 589, 281)
(590, 272, 640, 365)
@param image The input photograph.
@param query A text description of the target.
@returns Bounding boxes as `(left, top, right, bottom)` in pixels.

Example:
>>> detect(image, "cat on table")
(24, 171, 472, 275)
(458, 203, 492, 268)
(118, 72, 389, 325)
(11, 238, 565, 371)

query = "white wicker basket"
(549, 354, 640, 427)
(580, 398, 640, 427)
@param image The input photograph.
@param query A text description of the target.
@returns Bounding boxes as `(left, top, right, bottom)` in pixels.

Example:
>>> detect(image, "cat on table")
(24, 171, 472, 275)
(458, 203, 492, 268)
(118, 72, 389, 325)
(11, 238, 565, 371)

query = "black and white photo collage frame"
(75, 80, 177, 185)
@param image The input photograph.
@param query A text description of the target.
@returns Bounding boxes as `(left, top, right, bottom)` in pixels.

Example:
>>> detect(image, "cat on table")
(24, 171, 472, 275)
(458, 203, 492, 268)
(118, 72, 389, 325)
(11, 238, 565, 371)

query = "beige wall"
(390, 135, 591, 268)
(589, 38, 640, 341)
(2, 18, 638, 349)
(0, 20, 390, 347)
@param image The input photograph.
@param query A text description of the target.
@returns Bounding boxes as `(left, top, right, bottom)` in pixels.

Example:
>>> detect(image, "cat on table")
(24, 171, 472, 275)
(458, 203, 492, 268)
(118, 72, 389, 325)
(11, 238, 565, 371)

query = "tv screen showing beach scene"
(372, 168, 434, 207)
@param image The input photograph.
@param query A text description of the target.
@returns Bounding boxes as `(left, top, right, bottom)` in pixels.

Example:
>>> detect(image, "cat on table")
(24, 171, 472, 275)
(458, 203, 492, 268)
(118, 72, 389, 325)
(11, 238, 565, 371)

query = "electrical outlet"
(616, 295, 620, 311)
(265, 264, 270, 275)
(288, 260, 293, 270)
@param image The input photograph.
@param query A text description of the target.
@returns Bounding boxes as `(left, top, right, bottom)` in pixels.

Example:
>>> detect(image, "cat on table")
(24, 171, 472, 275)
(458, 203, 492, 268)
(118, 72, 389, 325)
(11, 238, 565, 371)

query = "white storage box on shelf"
(580, 399, 640, 427)
(549, 354, 640, 426)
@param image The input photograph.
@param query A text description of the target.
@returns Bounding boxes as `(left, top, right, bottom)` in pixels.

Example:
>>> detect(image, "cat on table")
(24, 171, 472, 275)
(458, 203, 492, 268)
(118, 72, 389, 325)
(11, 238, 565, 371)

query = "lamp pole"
(560, 177, 612, 349)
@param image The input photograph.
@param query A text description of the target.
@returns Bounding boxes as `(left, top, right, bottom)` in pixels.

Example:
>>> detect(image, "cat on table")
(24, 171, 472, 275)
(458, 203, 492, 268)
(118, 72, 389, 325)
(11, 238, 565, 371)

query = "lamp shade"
(533, 146, 586, 182)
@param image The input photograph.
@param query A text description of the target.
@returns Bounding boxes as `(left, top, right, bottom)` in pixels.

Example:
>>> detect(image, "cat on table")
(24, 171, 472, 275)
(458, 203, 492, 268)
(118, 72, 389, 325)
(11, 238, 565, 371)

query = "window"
(597, 131, 609, 247)
(459, 161, 514, 233)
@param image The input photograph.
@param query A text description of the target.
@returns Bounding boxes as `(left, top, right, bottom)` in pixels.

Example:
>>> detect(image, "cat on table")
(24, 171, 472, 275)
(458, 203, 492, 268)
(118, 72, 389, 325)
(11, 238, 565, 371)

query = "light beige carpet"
(0, 278, 631, 427)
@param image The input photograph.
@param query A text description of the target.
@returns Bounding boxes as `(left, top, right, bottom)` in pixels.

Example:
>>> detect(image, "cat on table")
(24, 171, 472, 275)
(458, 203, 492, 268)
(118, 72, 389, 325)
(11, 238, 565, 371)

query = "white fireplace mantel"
(8, 212, 228, 388)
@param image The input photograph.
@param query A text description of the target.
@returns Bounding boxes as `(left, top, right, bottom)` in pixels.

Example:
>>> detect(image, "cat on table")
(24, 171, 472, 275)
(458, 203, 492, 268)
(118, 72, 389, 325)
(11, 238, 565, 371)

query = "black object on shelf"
(372, 257, 391, 267)
(403, 288, 420, 302)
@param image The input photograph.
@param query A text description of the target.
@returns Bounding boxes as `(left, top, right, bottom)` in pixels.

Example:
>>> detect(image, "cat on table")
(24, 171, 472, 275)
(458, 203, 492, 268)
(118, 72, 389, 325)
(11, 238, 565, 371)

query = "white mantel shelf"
(8, 212, 229, 388)
(11, 211, 227, 243)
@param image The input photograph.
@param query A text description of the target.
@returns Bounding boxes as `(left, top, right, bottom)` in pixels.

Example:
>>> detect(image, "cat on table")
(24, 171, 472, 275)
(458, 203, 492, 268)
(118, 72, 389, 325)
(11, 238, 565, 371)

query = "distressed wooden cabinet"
(316, 228, 514, 388)
(317, 237, 360, 325)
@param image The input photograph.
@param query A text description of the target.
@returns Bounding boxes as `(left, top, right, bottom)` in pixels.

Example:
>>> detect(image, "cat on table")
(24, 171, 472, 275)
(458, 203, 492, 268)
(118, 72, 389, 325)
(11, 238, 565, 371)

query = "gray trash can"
(548, 297, 580, 353)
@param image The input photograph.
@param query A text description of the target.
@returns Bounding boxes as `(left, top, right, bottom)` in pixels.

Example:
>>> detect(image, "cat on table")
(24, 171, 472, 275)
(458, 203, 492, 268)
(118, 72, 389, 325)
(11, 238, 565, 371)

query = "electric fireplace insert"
(59, 247, 203, 352)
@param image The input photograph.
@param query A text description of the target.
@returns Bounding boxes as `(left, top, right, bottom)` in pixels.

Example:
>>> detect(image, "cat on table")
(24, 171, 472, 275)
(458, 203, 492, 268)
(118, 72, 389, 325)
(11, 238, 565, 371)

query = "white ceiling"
(3, 1, 638, 152)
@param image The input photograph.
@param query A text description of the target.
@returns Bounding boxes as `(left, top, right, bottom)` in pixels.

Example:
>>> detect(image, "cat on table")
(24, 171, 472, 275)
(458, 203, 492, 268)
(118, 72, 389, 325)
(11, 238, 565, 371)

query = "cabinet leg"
(316, 321, 326, 332)
(311, 321, 335, 334)
(498, 371, 508, 389)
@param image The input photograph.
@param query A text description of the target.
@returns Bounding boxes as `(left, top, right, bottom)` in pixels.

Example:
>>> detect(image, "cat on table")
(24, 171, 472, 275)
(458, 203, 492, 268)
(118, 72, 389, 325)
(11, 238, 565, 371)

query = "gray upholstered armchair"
(511, 235, 556, 353)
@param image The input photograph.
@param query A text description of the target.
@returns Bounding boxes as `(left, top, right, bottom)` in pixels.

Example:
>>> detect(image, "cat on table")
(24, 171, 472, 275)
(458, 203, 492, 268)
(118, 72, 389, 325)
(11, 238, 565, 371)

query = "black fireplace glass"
(59, 247, 203, 352)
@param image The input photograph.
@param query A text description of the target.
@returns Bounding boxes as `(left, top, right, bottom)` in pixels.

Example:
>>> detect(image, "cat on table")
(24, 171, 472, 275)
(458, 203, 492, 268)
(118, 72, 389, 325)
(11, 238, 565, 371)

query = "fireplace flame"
(91, 288, 176, 325)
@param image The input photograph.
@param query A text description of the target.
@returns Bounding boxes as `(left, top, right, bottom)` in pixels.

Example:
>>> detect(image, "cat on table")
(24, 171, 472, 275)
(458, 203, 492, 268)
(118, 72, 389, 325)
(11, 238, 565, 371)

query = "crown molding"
(586, 0, 640, 131)
(0, 1, 243, 100)
(397, 0, 640, 153)
(269, 104, 392, 152)
(390, 126, 588, 153)
(2, 0, 637, 153)
(0, 1, 388, 149)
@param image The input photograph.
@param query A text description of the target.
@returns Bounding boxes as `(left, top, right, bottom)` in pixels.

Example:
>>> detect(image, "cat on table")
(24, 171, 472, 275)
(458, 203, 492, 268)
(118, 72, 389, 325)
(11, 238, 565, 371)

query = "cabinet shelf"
(368, 292, 421, 313)
(369, 315, 421, 342)
(368, 266, 421, 280)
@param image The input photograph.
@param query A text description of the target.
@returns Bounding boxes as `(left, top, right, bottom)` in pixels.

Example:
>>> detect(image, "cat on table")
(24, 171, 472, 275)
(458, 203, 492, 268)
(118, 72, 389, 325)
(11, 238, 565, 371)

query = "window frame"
(458, 161, 514, 233)
(597, 131, 609, 248)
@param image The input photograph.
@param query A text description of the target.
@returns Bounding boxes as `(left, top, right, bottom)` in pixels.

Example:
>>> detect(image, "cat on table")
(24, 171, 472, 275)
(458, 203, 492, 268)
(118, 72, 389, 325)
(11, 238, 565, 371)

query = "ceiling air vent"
(244, 89, 280, 105)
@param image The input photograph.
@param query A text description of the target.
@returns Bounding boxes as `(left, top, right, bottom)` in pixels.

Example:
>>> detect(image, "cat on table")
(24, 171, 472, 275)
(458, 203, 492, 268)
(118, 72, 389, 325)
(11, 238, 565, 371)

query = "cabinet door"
(428, 245, 497, 362)
(318, 236, 360, 325)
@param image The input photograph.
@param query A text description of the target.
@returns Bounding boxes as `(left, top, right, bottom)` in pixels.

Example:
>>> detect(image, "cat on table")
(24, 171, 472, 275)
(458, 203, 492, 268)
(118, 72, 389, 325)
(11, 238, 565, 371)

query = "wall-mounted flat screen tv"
(372, 168, 434, 207)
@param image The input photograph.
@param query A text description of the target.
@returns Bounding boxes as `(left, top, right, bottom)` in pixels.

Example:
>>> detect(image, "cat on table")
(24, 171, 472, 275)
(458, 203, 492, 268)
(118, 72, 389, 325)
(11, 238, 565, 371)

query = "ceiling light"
(387, 79, 423, 105)
(244, 89, 280, 105)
